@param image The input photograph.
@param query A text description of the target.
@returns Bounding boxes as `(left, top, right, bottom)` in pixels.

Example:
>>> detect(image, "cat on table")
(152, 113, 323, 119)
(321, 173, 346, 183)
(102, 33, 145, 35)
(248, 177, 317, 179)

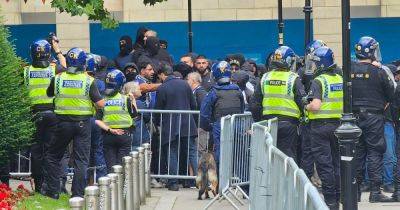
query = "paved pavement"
(9, 179, 400, 210)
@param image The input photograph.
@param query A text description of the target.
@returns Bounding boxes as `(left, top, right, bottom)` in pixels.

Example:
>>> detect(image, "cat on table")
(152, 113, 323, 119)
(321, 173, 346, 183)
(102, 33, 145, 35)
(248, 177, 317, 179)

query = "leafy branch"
(47, 0, 168, 29)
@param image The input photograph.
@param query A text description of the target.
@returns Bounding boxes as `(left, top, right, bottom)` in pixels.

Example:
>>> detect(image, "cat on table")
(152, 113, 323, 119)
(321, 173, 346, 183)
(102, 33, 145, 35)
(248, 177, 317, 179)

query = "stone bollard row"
(69, 143, 152, 210)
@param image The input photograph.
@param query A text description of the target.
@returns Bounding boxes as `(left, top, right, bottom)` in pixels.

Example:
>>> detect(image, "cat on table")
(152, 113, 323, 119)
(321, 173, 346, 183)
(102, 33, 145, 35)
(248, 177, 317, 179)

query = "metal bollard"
(108, 173, 119, 210)
(123, 156, 134, 210)
(69, 197, 85, 210)
(130, 151, 140, 210)
(99, 176, 111, 210)
(85, 186, 100, 210)
(137, 147, 146, 204)
(113, 165, 125, 210)
(143, 143, 151, 197)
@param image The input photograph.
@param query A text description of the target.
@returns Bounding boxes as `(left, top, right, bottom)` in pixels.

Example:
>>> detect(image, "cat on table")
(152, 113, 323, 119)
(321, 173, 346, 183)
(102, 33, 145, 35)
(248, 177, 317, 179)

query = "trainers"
(383, 184, 395, 193)
(151, 178, 163, 188)
(168, 184, 179, 191)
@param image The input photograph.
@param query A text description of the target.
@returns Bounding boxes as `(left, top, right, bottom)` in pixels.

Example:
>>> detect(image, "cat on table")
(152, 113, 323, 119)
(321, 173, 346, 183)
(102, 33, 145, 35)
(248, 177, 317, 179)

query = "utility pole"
(334, 0, 361, 210)
(304, 0, 312, 52)
(187, 0, 193, 52)
(278, 0, 284, 46)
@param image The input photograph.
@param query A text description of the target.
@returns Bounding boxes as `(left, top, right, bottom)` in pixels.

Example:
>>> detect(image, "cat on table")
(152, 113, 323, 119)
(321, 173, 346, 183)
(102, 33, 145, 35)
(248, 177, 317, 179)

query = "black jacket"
(154, 76, 198, 144)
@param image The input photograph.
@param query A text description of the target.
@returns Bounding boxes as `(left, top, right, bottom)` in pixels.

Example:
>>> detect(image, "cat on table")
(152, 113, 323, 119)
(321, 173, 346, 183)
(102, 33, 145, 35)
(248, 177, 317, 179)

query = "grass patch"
(17, 193, 70, 210)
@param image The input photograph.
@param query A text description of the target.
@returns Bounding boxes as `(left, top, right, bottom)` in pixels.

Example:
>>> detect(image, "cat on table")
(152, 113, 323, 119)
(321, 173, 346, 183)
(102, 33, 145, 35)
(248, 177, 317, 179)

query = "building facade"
(1, 0, 400, 64)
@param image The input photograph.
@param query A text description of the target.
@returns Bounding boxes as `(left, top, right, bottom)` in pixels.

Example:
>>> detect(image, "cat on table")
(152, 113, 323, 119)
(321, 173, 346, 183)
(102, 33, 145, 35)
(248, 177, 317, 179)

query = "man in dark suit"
(154, 64, 198, 191)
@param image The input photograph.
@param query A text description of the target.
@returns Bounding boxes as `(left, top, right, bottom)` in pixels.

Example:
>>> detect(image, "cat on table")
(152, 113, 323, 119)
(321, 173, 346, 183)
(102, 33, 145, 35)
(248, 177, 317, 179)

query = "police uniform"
(251, 70, 306, 159)
(24, 64, 58, 193)
(351, 61, 395, 199)
(308, 73, 343, 205)
(97, 92, 136, 173)
(200, 83, 244, 164)
(45, 71, 103, 198)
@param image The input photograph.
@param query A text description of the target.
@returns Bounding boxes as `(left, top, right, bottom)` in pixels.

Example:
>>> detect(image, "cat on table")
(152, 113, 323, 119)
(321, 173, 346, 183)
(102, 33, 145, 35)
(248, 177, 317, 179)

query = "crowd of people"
(6, 26, 400, 210)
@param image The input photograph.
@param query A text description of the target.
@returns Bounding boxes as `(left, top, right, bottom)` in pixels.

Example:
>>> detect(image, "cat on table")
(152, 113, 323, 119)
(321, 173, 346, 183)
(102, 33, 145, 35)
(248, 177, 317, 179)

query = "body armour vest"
(212, 88, 242, 121)
(351, 62, 386, 111)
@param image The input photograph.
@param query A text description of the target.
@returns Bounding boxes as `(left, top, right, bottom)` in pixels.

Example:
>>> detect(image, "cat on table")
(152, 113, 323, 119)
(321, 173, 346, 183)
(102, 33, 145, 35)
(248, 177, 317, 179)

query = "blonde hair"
(122, 81, 141, 96)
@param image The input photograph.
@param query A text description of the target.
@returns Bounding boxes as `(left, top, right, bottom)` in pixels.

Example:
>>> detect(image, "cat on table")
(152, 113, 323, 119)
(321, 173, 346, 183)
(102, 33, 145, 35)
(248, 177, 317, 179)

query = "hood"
(119, 35, 133, 56)
(213, 83, 240, 91)
(134, 27, 148, 49)
(145, 36, 160, 57)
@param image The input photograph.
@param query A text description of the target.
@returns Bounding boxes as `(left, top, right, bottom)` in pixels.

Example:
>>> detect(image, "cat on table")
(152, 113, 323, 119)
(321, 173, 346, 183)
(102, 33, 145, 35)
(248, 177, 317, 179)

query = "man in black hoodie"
(132, 27, 148, 64)
(114, 35, 134, 69)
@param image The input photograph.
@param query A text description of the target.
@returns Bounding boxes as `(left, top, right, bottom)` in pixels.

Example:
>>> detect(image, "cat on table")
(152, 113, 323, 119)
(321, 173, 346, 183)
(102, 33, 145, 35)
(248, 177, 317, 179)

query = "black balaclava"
(123, 62, 138, 82)
(134, 27, 148, 49)
(145, 36, 160, 57)
(119, 35, 133, 56)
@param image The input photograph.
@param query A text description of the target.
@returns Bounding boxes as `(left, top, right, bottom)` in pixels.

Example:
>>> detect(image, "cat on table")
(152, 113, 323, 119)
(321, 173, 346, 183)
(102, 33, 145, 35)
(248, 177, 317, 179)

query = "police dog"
(196, 152, 218, 200)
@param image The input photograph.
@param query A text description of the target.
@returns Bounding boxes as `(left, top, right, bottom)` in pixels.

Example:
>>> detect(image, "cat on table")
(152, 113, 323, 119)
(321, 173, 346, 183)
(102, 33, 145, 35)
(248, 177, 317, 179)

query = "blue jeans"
(89, 118, 107, 181)
(383, 121, 396, 185)
(132, 119, 150, 151)
(162, 136, 198, 186)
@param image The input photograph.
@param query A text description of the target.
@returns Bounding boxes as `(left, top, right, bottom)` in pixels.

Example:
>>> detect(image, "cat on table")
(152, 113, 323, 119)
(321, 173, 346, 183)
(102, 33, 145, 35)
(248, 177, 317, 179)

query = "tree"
(0, 15, 34, 165)
(45, 0, 168, 29)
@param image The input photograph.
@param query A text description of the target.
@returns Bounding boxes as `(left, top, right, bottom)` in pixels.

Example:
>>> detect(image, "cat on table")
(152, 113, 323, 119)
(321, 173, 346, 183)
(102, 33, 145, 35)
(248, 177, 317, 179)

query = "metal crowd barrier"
(70, 143, 152, 210)
(9, 151, 31, 178)
(136, 109, 209, 180)
(249, 119, 328, 210)
(205, 113, 253, 210)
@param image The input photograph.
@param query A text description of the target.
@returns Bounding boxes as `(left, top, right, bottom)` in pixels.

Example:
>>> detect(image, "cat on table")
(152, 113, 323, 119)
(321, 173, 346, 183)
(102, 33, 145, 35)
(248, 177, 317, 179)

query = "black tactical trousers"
(310, 120, 340, 203)
(354, 112, 386, 188)
(103, 131, 132, 174)
(31, 110, 58, 193)
(44, 119, 91, 197)
(300, 123, 314, 178)
(277, 120, 298, 159)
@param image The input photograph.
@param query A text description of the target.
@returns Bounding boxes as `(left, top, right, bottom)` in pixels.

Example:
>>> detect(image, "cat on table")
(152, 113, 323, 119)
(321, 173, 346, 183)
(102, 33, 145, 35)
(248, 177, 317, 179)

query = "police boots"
(392, 183, 400, 202)
(369, 184, 393, 203)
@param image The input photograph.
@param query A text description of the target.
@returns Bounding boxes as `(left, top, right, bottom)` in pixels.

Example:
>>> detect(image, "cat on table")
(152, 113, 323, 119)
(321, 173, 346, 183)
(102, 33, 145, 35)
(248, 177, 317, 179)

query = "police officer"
(352, 36, 394, 202)
(24, 40, 58, 193)
(305, 47, 342, 210)
(200, 61, 245, 165)
(86, 53, 108, 182)
(95, 69, 137, 173)
(299, 40, 327, 179)
(250, 46, 306, 159)
(44, 48, 105, 199)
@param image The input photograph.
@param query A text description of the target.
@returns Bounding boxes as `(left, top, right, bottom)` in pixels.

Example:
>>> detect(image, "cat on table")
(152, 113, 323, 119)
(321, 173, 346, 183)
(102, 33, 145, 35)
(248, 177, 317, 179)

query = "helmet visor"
(305, 54, 318, 74)
(373, 43, 382, 62)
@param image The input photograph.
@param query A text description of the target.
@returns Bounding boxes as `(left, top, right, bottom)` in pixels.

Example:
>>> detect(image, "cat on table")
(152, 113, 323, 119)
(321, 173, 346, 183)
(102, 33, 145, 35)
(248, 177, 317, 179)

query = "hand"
(372, 61, 382, 68)
(52, 40, 61, 53)
(110, 128, 125, 135)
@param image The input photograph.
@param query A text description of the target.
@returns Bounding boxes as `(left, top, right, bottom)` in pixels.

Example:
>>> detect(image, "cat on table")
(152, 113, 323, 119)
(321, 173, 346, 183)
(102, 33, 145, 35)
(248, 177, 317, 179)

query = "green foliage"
(50, 0, 168, 29)
(18, 193, 70, 210)
(0, 16, 34, 165)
